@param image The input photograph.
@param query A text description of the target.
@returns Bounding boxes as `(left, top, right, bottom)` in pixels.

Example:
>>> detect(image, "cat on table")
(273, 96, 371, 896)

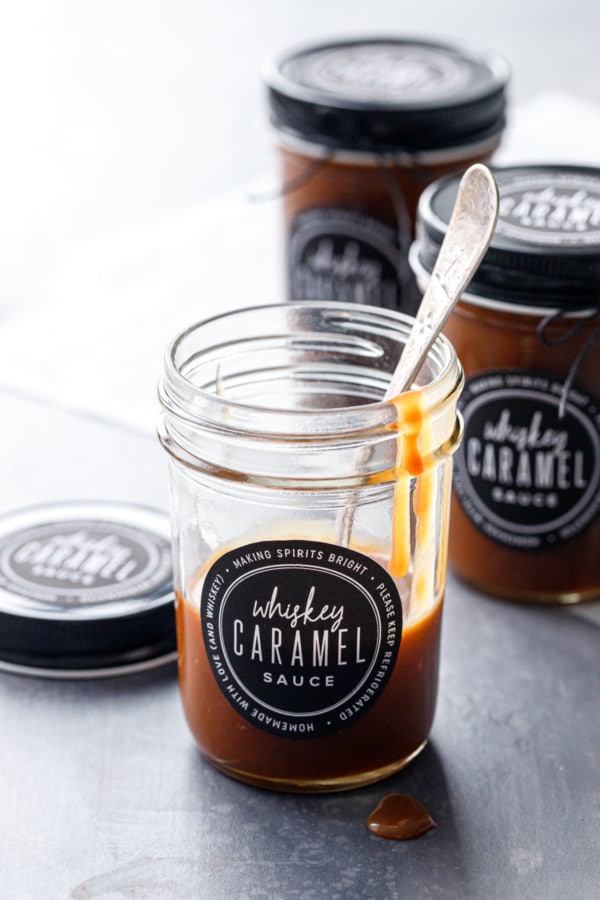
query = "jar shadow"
(179, 738, 470, 896)
(327, 740, 463, 844)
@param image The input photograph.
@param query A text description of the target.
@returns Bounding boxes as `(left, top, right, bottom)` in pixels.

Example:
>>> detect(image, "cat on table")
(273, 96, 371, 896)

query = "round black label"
(454, 371, 600, 549)
(288, 207, 402, 309)
(200, 540, 402, 739)
(0, 520, 172, 610)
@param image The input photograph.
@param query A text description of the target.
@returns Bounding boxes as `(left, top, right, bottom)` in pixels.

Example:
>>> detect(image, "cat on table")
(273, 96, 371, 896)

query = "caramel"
(366, 793, 437, 840)
(176, 581, 443, 792)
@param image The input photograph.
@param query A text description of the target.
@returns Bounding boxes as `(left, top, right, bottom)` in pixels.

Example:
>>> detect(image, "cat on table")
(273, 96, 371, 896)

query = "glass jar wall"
(158, 302, 463, 791)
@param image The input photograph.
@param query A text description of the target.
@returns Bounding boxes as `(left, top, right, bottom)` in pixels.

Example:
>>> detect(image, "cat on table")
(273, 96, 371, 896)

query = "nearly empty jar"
(158, 302, 463, 792)
(265, 37, 509, 313)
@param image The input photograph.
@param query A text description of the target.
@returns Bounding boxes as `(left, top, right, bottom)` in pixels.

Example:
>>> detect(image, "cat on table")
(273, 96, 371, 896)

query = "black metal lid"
(265, 37, 509, 153)
(0, 501, 176, 678)
(413, 164, 600, 309)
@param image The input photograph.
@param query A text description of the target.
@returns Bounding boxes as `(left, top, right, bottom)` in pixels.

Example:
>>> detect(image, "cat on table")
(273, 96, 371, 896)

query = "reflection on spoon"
(386, 163, 499, 399)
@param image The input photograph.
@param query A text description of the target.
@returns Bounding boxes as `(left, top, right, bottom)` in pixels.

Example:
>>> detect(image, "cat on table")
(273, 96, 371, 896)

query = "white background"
(0, 1, 599, 432)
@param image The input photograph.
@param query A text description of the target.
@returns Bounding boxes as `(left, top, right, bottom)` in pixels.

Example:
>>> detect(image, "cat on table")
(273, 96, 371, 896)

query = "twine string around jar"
(247, 152, 332, 203)
(249, 147, 417, 308)
(537, 305, 600, 419)
(375, 156, 414, 297)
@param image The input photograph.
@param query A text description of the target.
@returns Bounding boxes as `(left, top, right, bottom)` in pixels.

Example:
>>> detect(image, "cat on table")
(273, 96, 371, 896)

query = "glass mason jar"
(265, 37, 509, 315)
(412, 164, 600, 604)
(158, 302, 463, 792)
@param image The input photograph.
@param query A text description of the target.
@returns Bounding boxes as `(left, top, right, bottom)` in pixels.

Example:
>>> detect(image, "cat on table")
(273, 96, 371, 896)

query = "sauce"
(366, 793, 437, 840)
(176, 579, 443, 792)
(172, 391, 448, 791)
(174, 391, 449, 791)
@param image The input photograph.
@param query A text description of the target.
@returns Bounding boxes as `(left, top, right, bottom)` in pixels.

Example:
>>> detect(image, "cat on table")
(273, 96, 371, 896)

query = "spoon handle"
(385, 164, 499, 400)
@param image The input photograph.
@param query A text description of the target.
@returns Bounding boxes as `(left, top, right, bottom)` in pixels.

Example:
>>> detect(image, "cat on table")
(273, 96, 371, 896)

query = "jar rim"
(159, 302, 462, 439)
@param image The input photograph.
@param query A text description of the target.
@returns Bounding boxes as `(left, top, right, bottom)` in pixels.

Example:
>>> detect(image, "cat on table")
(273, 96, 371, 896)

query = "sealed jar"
(265, 37, 508, 313)
(412, 164, 600, 604)
(158, 302, 463, 791)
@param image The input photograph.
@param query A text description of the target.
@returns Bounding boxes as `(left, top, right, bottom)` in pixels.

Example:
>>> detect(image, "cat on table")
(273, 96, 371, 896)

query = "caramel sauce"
(381, 390, 425, 580)
(366, 793, 436, 840)
(389, 391, 438, 620)
(389, 475, 411, 579)
(396, 391, 425, 478)
(175, 585, 442, 792)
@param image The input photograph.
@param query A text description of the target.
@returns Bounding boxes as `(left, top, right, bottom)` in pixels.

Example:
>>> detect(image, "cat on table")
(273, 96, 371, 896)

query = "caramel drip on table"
(366, 793, 437, 840)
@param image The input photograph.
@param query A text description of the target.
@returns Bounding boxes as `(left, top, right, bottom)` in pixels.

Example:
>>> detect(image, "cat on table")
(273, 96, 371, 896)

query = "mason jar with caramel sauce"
(411, 164, 600, 604)
(158, 302, 463, 791)
(265, 37, 509, 313)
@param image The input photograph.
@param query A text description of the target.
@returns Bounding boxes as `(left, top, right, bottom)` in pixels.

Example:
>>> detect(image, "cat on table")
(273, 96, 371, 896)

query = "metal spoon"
(385, 163, 499, 400)
(336, 163, 498, 547)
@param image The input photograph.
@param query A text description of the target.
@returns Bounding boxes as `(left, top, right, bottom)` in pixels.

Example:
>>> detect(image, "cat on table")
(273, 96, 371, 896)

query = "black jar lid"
(265, 37, 509, 154)
(413, 164, 600, 309)
(0, 501, 177, 678)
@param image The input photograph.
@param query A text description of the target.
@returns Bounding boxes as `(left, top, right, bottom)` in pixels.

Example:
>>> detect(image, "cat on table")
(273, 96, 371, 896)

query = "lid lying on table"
(412, 164, 600, 309)
(0, 501, 176, 679)
(265, 36, 509, 153)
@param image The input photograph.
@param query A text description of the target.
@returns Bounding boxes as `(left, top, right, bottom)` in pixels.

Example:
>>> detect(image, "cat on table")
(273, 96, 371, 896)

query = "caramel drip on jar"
(396, 392, 425, 479)
(411, 467, 436, 615)
(388, 391, 421, 579)
(390, 476, 411, 579)
(390, 391, 437, 613)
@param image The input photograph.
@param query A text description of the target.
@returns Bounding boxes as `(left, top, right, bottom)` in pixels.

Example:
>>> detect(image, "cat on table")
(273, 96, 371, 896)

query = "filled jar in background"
(411, 164, 600, 604)
(265, 37, 509, 314)
(158, 302, 463, 791)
